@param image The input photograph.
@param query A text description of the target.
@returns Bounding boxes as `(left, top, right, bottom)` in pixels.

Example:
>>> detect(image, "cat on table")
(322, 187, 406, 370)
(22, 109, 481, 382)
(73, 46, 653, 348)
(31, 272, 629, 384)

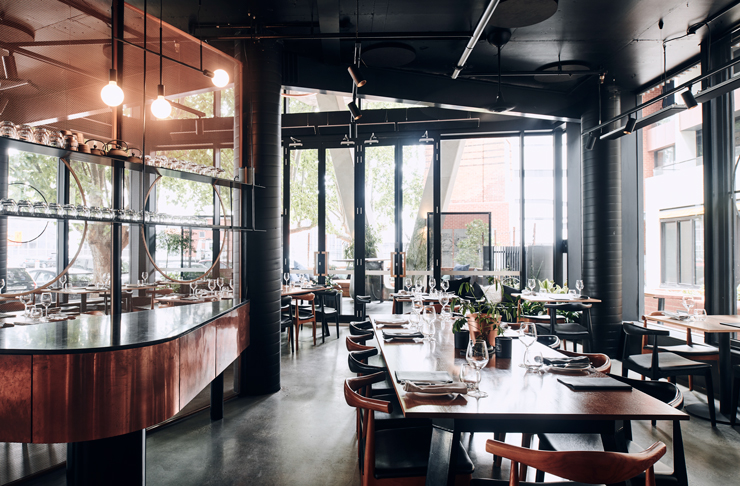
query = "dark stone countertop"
(0, 300, 247, 355)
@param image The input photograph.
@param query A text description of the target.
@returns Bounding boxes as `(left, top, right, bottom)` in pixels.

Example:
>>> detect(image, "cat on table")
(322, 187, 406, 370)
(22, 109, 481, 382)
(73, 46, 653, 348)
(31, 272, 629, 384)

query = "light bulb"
(151, 84, 172, 119)
(101, 81, 124, 107)
(212, 69, 229, 88)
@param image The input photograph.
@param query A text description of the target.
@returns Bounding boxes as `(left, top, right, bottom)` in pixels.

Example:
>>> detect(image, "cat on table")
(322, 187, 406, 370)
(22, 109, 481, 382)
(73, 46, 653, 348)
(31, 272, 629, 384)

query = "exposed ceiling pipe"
(462, 70, 605, 77)
(451, 0, 501, 80)
(208, 31, 472, 41)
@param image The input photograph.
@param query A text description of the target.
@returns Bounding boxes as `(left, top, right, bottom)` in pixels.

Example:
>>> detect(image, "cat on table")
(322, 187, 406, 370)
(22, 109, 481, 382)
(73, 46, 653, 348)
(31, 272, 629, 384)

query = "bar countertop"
(0, 300, 246, 355)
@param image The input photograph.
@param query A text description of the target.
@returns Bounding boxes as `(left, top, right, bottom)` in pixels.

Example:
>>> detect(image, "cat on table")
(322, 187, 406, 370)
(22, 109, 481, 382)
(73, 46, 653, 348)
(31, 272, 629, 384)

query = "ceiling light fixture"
(152, 0, 171, 119)
(347, 101, 362, 120)
(695, 75, 740, 104)
(487, 28, 515, 113)
(623, 116, 637, 134)
(634, 104, 686, 131)
(348, 65, 366, 87)
(682, 87, 698, 108)
(101, 7, 123, 107)
(585, 131, 597, 150)
(204, 68, 230, 88)
(347, 0, 363, 130)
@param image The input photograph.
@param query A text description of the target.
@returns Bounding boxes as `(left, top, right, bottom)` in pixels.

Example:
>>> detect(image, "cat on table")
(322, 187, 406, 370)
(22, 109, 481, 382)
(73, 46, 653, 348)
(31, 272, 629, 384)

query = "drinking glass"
(421, 305, 437, 341)
(283, 273, 290, 288)
(63, 203, 77, 218)
(76, 205, 90, 219)
(404, 277, 412, 293)
(89, 207, 101, 220)
(217, 277, 224, 293)
(460, 364, 483, 398)
(1, 198, 18, 214)
(208, 279, 216, 293)
(694, 309, 707, 321)
(141, 272, 148, 284)
(524, 348, 543, 372)
(29, 305, 43, 321)
(439, 293, 450, 309)
(415, 278, 423, 294)
(441, 279, 449, 293)
(18, 294, 32, 316)
(465, 338, 489, 398)
(682, 296, 696, 320)
(519, 322, 538, 369)
(59, 275, 67, 289)
(575, 279, 584, 296)
(32, 202, 49, 216)
(428, 277, 436, 295)
(527, 278, 536, 295)
(48, 203, 62, 217)
(17, 200, 32, 215)
(568, 289, 577, 298)
(0, 278, 4, 294)
(190, 281, 197, 296)
(40, 292, 52, 321)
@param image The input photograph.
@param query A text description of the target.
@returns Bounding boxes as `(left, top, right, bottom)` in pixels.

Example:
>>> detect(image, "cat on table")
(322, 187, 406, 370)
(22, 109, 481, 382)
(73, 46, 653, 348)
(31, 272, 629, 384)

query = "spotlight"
(101, 69, 124, 107)
(151, 84, 172, 119)
(348, 65, 366, 87)
(585, 131, 597, 150)
(347, 101, 362, 120)
(623, 116, 637, 134)
(205, 69, 230, 88)
(682, 88, 698, 108)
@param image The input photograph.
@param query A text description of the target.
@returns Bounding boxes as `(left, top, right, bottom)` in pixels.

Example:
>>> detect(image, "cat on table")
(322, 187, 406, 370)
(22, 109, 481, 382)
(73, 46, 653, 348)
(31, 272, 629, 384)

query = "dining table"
(155, 293, 229, 306)
(390, 292, 452, 314)
(280, 285, 330, 297)
(644, 312, 740, 422)
(371, 314, 688, 486)
(48, 287, 110, 314)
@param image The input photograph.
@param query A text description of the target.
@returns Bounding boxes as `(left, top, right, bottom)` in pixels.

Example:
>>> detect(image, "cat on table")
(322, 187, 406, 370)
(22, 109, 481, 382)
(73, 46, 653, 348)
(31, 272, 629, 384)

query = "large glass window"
(289, 149, 319, 277)
(402, 145, 434, 282)
(365, 145, 395, 300)
(524, 135, 555, 284)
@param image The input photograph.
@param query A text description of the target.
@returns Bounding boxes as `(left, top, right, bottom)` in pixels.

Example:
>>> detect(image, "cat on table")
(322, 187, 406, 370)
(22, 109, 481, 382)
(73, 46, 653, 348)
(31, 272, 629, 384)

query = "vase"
(454, 331, 470, 349)
(467, 313, 498, 353)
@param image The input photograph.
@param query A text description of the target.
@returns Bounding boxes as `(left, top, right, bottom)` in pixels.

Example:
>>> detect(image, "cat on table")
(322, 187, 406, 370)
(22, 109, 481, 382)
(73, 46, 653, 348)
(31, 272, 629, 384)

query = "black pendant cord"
(497, 45, 502, 98)
(159, 0, 163, 86)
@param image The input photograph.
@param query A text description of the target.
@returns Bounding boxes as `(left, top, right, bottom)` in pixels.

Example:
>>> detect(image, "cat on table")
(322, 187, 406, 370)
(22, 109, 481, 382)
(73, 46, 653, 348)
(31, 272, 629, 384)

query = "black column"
(237, 39, 283, 395)
(582, 83, 623, 357)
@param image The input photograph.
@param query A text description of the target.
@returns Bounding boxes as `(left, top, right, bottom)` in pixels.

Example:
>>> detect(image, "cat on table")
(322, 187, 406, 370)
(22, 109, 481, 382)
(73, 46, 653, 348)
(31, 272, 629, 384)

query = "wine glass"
(283, 273, 290, 289)
(441, 278, 449, 293)
(415, 278, 423, 294)
(682, 296, 696, 320)
(208, 279, 216, 294)
(217, 277, 224, 293)
(59, 274, 67, 289)
(519, 322, 539, 370)
(40, 292, 52, 321)
(190, 281, 197, 296)
(460, 364, 483, 398)
(465, 338, 489, 398)
(575, 279, 584, 297)
(404, 277, 412, 293)
(527, 278, 536, 295)
(429, 277, 436, 295)
(0, 278, 4, 294)
(18, 294, 32, 316)
(141, 271, 148, 284)
(421, 305, 437, 342)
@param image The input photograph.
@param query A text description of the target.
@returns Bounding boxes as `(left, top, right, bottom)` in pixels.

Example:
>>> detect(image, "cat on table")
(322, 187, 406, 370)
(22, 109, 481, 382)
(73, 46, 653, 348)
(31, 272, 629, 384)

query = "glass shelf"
(0, 137, 263, 189)
(0, 212, 254, 231)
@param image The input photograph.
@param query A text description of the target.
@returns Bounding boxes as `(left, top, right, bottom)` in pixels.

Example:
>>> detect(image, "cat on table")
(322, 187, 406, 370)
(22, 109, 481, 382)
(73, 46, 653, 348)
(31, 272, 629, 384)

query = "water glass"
(404, 277, 412, 293)
(0, 121, 17, 138)
(18, 294, 32, 316)
(32, 202, 49, 216)
(76, 205, 90, 219)
(694, 308, 707, 321)
(62, 203, 77, 218)
(441, 279, 449, 293)
(29, 305, 43, 321)
(17, 200, 32, 215)
(40, 292, 52, 321)
(519, 322, 538, 369)
(48, 203, 62, 216)
(527, 278, 536, 295)
(568, 289, 577, 298)
(17, 125, 34, 142)
(524, 348, 544, 372)
(682, 296, 696, 320)
(429, 277, 436, 294)
(421, 305, 436, 341)
(459, 364, 483, 398)
(465, 339, 489, 398)
(575, 279, 584, 296)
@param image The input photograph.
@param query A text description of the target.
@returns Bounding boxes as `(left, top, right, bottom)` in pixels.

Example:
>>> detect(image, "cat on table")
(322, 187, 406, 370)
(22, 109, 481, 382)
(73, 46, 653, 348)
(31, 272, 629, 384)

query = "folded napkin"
(403, 382, 468, 394)
(395, 371, 453, 384)
(543, 356, 591, 368)
(557, 376, 632, 391)
(382, 330, 423, 339)
(376, 317, 408, 327)
(0, 313, 16, 319)
(663, 311, 690, 321)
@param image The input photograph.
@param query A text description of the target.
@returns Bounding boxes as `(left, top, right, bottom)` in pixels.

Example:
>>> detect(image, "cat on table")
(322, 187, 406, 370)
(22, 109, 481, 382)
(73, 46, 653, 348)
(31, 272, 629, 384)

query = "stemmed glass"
(415, 278, 423, 294)
(519, 322, 539, 370)
(284, 273, 290, 288)
(40, 292, 52, 321)
(441, 278, 449, 294)
(575, 279, 584, 297)
(217, 277, 224, 294)
(410, 297, 423, 330)
(18, 294, 32, 316)
(682, 296, 696, 320)
(141, 271, 148, 285)
(465, 338, 489, 398)
(59, 274, 67, 289)
(208, 279, 216, 294)
(421, 305, 437, 342)
(0, 278, 4, 294)
(428, 277, 436, 295)
(527, 278, 536, 295)
(404, 277, 412, 293)
(190, 280, 197, 296)
(439, 293, 451, 326)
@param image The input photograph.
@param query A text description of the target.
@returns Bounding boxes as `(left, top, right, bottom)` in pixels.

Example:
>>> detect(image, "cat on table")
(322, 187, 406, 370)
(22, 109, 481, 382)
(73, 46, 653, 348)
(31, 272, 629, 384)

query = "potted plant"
(451, 280, 510, 351)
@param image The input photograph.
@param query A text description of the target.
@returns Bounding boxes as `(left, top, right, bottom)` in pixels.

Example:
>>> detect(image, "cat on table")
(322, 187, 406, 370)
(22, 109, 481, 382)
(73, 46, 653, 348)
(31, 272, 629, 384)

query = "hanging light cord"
(159, 0, 163, 86)
(497, 45, 502, 97)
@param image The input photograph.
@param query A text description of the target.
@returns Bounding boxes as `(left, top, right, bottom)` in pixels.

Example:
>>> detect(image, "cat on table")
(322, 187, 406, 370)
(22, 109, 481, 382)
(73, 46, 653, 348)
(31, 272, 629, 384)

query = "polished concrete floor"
(19, 322, 740, 486)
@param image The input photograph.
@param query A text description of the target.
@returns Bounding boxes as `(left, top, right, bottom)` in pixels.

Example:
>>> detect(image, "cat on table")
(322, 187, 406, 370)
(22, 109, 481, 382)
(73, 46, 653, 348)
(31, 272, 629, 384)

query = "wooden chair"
(642, 311, 719, 391)
(293, 293, 318, 347)
(346, 334, 374, 352)
(537, 374, 688, 486)
(315, 289, 341, 342)
(280, 296, 294, 353)
(344, 372, 474, 486)
(471, 439, 666, 486)
(622, 321, 716, 427)
(0, 301, 26, 313)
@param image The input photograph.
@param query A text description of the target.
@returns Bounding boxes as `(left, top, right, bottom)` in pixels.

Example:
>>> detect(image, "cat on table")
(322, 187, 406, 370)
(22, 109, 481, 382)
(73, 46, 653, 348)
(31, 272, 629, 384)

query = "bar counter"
(0, 300, 250, 485)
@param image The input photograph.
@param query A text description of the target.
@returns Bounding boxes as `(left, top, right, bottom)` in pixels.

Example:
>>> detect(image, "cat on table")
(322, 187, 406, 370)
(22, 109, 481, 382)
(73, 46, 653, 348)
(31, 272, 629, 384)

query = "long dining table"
(370, 315, 688, 486)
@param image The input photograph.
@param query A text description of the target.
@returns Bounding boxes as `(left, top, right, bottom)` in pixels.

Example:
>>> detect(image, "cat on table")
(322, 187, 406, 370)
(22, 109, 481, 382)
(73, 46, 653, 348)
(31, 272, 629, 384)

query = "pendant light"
(205, 68, 230, 88)
(487, 29, 515, 113)
(151, 0, 171, 119)
(101, 7, 124, 107)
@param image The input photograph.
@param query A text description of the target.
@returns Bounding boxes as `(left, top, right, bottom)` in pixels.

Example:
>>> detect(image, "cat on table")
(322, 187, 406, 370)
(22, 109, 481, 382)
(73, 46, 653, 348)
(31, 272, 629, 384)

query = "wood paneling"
(215, 303, 250, 375)
(32, 341, 179, 443)
(179, 324, 216, 408)
(0, 355, 32, 443)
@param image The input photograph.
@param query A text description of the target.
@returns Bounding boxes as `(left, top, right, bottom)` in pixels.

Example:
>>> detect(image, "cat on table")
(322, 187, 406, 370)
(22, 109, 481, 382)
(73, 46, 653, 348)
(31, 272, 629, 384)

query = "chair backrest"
(281, 295, 292, 309)
(350, 323, 374, 337)
(622, 321, 668, 377)
(544, 302, 592, 312)
(536, 335, 561, 349)
(559, 349, 611, 373)
(346, 335, 374, 352)
(348, 349, 384, 375)
(607, 373, 683, 408)
(344, 372, 392, 413)
(485, 439, 666, 486)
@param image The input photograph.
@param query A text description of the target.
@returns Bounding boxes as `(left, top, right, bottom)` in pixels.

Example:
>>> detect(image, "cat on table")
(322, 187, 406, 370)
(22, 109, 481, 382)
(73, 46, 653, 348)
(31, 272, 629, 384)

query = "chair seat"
(646, 343, 719, 356)
(317, 308, 338, 315)
(521, 314, 565, 322)
(471, 480, 591, 486)
(626, 352, 711, 374)
(554, 322, 589, 336)
(374, 426, 474, 479)
(372, 394, 432, 430)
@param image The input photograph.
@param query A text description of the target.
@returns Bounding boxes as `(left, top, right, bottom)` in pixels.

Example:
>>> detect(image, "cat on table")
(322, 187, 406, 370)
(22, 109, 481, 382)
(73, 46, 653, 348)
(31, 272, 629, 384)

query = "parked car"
(28, 268, 56, 287)
(6, 267, 36, 292)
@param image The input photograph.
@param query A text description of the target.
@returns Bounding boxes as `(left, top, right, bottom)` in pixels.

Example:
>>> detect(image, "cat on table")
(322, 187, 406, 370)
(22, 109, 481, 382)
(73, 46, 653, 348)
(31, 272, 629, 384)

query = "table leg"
(601, 420, 631, 486)
(392, 298, 397, 314)
(210, 371, 224, 421)
(67, 429, 145, 485)
(425, 419, 459, 486)
(80, 294, 87, 313)
(719, 333, 731, 414)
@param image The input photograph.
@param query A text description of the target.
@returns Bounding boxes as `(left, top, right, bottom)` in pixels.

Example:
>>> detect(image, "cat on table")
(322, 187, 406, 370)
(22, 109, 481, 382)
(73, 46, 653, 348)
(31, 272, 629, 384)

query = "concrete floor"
(20, 323, 740, 486)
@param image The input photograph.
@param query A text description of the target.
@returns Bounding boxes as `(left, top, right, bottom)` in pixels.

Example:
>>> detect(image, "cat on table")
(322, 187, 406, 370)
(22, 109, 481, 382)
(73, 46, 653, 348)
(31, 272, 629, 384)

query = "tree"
(456, 219, 489, 268)
(157, 231, 195, 269)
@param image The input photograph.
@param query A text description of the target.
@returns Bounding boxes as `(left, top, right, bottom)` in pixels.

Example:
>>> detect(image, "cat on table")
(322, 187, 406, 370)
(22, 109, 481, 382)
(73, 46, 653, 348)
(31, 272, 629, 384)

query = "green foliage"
(455, 219, 489, 268)
(538, 279, 568, 294)
(290, 149, 319, 233)
(157, 231, 195, 268)
(343, 225, 380, 259)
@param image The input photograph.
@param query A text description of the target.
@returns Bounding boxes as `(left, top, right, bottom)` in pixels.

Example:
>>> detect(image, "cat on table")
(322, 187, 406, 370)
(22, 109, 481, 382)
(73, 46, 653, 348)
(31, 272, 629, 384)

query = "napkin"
(663, 311, 690, 321)
(375, 317, 408, 326)
(557, 376, 632, 391)
(543, 356, 591, 368)
(382, 330, 423, 340)
(395, 371, 453, 384)
(403, 382, 468, 394)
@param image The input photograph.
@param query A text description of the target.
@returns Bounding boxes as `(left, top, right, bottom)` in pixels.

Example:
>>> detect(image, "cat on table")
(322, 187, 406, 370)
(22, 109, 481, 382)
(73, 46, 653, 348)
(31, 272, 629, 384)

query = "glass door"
(402, 144, 435, 289)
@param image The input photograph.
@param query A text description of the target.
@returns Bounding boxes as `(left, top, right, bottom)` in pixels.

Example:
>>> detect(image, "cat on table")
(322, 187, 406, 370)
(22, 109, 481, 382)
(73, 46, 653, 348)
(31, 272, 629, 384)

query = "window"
(654, 146, 675, 169)
(696, 130, 703, 160)
(661, 217, 702, 287)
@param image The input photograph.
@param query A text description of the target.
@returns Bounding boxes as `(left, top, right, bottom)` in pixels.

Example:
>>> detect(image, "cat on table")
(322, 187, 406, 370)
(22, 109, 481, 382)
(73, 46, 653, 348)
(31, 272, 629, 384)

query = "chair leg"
(688, 375, 694, 391)
(730, 377, 740, 427)
(704, 369, 716, 427)
(313, 322, 317, 346)
(336, 316, 340, 338)
(519, 433, 532, 480)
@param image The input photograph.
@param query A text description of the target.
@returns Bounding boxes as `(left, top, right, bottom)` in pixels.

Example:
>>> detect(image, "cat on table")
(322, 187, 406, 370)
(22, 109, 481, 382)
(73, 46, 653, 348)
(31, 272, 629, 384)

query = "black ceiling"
(127, 0, 740, 118)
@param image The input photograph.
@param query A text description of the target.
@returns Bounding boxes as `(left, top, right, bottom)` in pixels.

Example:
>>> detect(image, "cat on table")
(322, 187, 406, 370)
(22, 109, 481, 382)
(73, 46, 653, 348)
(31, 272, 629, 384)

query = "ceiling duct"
(490, 0, 559, 28)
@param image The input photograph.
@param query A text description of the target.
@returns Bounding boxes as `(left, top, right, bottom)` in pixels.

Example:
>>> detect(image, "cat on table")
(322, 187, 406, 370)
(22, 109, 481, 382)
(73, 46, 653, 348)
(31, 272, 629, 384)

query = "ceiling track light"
(348, 65, 366, 87)
(695, 75, 740, 104)
(347, 101, 362, 120)
(623, 116, 637, 134)
(682, 87, 698, 108)
(101, 7, 123, 107)
(634, 104, 686, 131)
(585, 131, 597, 150)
